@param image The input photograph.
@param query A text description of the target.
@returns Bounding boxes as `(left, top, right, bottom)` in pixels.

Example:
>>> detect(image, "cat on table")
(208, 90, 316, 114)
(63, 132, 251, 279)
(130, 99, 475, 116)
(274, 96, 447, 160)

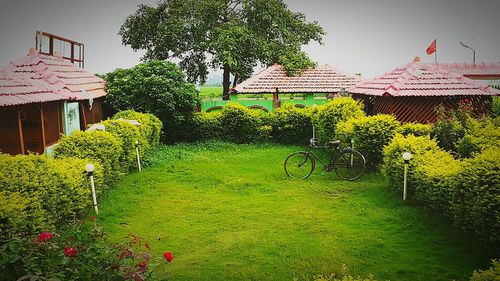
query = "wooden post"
(17, 109, 25, 155)
(39, 105, 46, 149)
(273, 88, 280, 109)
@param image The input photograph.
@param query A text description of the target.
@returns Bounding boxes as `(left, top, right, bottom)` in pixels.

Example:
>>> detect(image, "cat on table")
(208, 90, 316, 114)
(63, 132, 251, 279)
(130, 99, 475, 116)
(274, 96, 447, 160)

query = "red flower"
(462, 98, 471, 103)
(163, 251, 174, 263)
(37, 232, 54, 243)
(89, 216, 97, 222)
(64, 246, 77, 257)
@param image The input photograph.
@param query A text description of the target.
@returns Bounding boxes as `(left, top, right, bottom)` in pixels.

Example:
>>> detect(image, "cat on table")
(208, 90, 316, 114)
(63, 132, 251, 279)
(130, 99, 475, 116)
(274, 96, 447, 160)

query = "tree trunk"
(222, 64, 230, 100)
(232, 75, 239, 88)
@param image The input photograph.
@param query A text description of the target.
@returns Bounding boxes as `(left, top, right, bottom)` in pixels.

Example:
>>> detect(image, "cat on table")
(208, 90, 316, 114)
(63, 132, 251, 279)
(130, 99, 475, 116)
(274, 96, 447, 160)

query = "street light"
(459, 41, 476, 64)
(402, 152, 412, 201)
(135, 139, 142, 172)
(85, 163, 99, 214)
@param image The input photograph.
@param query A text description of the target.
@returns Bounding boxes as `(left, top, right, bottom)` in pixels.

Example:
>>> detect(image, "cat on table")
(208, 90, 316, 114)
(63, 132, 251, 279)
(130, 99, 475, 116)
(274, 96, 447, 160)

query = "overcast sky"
(0, 0, 499, 80)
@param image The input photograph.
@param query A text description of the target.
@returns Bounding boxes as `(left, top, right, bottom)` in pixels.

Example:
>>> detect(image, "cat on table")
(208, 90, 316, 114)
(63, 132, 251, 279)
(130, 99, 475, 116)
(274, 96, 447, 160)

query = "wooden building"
(0, 48, 107, 155)
(347, 58, 500, 123)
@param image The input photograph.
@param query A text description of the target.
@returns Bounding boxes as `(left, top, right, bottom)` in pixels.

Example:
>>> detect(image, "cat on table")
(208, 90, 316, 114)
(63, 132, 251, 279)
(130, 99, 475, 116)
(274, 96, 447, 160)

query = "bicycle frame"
(303, 144, 340, 169)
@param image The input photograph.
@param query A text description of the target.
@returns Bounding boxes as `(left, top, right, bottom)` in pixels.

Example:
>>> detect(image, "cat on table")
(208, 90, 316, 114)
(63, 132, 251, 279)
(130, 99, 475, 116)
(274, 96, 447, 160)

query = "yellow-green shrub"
(312, 97, 364, 143)
(219, 103, 268, 143)
(452, 148, 500, 243)
(180, 112, 222, 141)
(398, 122, 432, 137)
(337, 114, 400, 168)
(456, 117, 500, 158)
(470, 260, 500, 281)
(270, 104, 312, 145)
(113, 110, 163, 147)
(100, 119, 146, 172)
(53, 131, 122, 186)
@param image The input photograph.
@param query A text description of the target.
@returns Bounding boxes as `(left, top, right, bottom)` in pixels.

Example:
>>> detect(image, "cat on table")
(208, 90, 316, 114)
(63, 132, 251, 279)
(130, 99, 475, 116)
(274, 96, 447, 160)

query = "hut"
(347, 58, 500, 123)
(0, 48, 107, 155)
(203, 64, 362, 112)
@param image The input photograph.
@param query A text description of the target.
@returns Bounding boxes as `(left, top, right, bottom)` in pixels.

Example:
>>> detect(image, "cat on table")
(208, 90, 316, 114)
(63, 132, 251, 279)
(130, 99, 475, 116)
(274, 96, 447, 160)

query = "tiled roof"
(233, 64, 362, 94)
(0, 49, 106, 107)
(432, 63, 500, 78)
(347, 61, 500, 97)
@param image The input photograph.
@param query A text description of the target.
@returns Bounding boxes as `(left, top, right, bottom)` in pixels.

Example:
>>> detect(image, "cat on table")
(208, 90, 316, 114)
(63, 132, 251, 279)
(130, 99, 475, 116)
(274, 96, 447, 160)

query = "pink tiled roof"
(347, 61, 500, 97)
(233, 64, 362, 94)
(0, 49, 106, 107)
(432, 62, 500, 78)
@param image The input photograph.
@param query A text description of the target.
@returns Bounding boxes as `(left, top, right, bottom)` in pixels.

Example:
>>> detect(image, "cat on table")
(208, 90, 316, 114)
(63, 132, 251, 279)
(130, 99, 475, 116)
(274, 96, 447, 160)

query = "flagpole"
(435, 38, 437, 63)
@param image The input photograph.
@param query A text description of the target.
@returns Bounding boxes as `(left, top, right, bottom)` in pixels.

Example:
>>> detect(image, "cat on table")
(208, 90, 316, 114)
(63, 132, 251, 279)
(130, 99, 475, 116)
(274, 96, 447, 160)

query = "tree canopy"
(119, 0, 325, 99)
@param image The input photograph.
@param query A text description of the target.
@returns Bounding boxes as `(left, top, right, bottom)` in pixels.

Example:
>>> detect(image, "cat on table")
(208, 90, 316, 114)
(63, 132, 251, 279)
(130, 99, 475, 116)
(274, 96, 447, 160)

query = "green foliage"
(398, 122, 432, 137)
(113, 110, 163, 149)
(100, 119, 145, 173)
(53, 131, 123, 186)
(119, 0, 325, 97)
(309, 265, 377, 281)
(383, 134, 443, 194)
(179, 112, 223, 142)
(431, 104, 473, 153)
(470, 260, 500, 281)
(456, 117, 500, 158)
(336, 114, 400, 168)
(219, 103, 268, 143)
(0, 155, 103, 238)
(270, 104, 312, 145)
(491, 96, 500, 117)
(103, 60, 197, 142)
(312, 97, 365, 144)
(452, 148, 500, 243)
(278, 48, 317, 76)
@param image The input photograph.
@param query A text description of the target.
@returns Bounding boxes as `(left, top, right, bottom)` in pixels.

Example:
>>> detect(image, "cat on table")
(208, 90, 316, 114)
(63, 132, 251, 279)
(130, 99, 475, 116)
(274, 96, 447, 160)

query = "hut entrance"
(20, 105, 44, 154)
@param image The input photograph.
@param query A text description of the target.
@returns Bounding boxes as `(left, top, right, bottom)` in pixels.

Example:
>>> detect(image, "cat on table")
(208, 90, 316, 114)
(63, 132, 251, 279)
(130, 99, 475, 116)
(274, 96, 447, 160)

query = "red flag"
(426, 39, 436, 55)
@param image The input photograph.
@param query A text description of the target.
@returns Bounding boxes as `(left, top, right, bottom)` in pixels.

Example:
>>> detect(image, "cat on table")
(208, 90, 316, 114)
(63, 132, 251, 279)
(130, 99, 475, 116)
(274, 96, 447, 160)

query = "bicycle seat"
(328, 140, 340, 147)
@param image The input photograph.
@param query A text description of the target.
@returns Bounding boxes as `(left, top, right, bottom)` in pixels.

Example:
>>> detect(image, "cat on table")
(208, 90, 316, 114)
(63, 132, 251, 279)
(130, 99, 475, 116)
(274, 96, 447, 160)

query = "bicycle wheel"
(284, 152, 315, 179)
(334, 149, 366, 181)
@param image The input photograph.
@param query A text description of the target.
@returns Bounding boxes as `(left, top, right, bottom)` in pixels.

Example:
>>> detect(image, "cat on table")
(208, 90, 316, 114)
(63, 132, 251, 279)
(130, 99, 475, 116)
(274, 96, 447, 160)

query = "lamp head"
(402, 152, 412, 161)
(85, 163, 95, 173)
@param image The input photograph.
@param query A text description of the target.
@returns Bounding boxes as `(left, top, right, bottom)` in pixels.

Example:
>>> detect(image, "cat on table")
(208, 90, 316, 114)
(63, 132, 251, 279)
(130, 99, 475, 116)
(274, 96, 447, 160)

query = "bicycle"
(284, 138, 366, 181)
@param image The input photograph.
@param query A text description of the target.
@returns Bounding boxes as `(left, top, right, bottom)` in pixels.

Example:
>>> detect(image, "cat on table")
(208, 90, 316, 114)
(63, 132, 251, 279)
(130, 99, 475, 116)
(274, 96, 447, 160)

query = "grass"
(199, 86, 223, 99)
(98, 142, 496, 281)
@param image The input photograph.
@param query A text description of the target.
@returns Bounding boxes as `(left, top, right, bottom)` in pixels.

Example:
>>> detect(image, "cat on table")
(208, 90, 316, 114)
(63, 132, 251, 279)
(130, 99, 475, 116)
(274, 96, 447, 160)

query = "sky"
(0, 0, 499, 80)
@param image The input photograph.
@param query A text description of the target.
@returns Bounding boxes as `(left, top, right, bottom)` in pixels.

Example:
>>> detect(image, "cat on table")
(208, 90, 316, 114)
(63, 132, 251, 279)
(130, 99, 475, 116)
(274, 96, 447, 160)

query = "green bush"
(452, 148, 500, 243)
(491, 96, 500, 117)
(100, 119, 145, 172)
(456, 117, 500, 158)
(53, 131, 122, 186)
(312, 97, 365, 143)
(270, 104, 312, 145)
(0, 155, 104, 238)
(102, 60, 199, 142)
(179, 112, 222, 142)
(470, 260, 500, 281)
(113, 110, 163, 148)
(336, 114, 400, 168)
(398, 122, 432, 137)
(219, 103, 267, 143)
(431, 104, 473, 153)
(383, 134, 443, 194)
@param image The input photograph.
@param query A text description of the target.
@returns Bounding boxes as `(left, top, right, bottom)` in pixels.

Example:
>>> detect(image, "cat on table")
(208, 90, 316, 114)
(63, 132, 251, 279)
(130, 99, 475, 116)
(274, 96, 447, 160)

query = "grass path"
(98, 142, 495, 280)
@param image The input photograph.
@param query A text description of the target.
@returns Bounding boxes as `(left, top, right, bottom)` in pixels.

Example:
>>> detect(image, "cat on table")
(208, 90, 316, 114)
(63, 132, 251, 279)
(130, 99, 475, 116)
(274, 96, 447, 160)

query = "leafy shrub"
(383, 134, 443, 194)
(336, 114, 400, 168)
(219, 103, 267, 143)
(431, 104, 473, 153)
(100, 119, 145, 172)
(179, 112, 222, 142)
(312, 97, 364, 143)
(470, 260, 500, 281)
(491, 96, 500, 117)
(0, 155, 104, 238)
(398, 122, 432, 137)
(269, 104, 312, 145)
(113, 110, 163, 148)
(456, 117, 500, 158)
(308, 265, 377, 281)
(451, 148, 500, 243)
(53, 131, 122, 186)
(102, 60, 199, 142)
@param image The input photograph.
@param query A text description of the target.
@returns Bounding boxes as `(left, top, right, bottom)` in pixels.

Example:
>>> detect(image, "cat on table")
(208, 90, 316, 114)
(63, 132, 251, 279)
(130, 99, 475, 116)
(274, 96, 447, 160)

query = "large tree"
(119, 0, 325, 99)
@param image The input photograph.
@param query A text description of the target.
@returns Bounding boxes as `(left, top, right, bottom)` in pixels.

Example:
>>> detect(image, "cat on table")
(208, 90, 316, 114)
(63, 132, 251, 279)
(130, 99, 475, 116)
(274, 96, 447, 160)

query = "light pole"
(135, 139, 142, 172)
(402, 152, 412, 201)
(459, 41, 476, 64)
(85, 163, 98, 214)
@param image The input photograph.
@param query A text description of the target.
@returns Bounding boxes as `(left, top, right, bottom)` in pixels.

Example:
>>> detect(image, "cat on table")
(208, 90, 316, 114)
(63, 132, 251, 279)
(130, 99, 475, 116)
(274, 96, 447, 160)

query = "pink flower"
(163, 251, 174, 263)
(89, 216, 97, 222)
(37, 232, 54, 243)
(64, 246, 77, 257)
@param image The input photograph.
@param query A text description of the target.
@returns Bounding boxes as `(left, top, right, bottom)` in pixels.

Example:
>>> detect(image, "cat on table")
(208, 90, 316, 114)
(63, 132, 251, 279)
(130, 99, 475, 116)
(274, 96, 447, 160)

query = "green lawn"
(98, 142, 495, 281)
(199, 86, 223, 99)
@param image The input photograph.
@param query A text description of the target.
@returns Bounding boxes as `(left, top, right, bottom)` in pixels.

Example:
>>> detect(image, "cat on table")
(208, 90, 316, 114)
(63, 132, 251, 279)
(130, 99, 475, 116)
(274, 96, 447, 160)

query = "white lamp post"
(402, 152, 412, 201)
(135, 139, 142, 172)
(85, 163, 98, 214)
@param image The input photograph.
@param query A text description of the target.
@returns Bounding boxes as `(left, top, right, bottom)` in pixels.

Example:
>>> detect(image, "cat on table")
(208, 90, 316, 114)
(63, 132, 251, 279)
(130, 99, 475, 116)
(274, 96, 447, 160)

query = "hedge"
(456, 117, 500, 158)
(0, 155, 104, 238)
(218, 103, 269, 143)
(269, 104, 312, 145)
(113, 110, 163, 148)
(398, 122, 432, 137)
(336, 114, 400, 168)
(53, 131, 123, 186)
(312, 97, 364, 143)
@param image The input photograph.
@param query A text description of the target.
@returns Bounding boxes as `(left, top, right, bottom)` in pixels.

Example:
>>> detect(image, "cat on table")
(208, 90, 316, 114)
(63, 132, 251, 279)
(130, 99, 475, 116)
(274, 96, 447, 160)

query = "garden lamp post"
(459, 41, 476, 64)
(86, 163, 98, 214)
(135, 139, 142, 172)
(402, 152, 412, 201)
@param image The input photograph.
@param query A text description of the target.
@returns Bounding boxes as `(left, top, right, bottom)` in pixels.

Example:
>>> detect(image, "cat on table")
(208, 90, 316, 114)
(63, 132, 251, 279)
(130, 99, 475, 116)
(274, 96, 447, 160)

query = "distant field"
(200, 86, 223, 99)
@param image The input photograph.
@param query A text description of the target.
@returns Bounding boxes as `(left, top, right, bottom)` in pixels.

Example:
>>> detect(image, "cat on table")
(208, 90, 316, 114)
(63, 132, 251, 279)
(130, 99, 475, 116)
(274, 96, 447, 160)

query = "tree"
(119, 0, 325, 99)
(102, 60, 199, 142)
